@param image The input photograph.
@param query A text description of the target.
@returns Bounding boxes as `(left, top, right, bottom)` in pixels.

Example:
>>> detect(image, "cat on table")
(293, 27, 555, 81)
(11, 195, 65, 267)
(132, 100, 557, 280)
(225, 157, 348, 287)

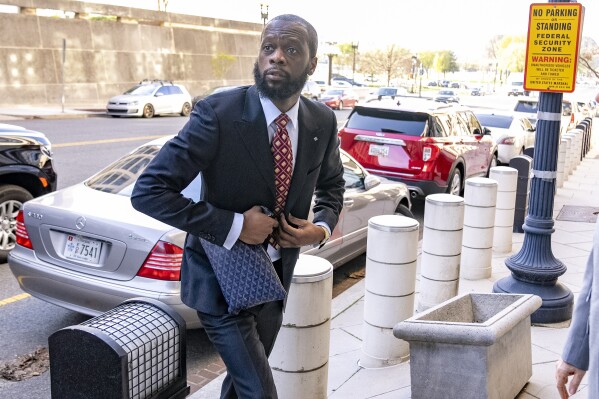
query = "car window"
(521, 118, 533, 130)
(461, 111, 483, 134)
(156, 86, 170, 95)
(451, 113, 472, 137)
(515, 101, 538, 113)
(85, 144, 202, 199)
(341, 153, 365, 189)
(476, 114, 513, 129)
(169, 86, 184, 95)
(123, 85, 156, 96)
(345, 107, 428, 137)
(430, 116, 448, 137)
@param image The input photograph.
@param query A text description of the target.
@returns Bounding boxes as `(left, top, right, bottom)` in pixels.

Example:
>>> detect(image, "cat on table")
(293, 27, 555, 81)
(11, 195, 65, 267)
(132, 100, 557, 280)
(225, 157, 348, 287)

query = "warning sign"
(524, 3, 584, 93)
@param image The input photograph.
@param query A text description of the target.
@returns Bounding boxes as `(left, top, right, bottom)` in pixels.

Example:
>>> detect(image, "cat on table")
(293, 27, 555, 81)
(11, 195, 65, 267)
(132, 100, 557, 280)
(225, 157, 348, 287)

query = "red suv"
(338, 100, 498, 199)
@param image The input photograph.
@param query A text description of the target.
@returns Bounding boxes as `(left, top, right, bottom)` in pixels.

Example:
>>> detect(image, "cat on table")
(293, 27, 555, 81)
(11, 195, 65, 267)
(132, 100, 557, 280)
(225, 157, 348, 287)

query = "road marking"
(0, 293, 31, 307)
(53, 135, 166, 148)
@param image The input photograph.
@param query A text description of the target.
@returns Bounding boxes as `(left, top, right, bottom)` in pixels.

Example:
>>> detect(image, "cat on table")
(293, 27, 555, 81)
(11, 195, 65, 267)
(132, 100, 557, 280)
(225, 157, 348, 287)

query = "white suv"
(513, 98, 575, 136)
(106, 80, 192, 118)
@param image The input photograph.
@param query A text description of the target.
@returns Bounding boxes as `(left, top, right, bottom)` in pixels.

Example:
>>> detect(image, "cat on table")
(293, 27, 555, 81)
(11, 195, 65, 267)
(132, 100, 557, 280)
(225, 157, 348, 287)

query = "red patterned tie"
(269, 113, 293, 248)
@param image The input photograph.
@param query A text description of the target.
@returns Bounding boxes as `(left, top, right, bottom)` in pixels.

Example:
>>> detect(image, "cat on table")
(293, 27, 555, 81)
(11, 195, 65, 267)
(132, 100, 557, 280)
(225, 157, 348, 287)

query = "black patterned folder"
(199, 238, 286, 315)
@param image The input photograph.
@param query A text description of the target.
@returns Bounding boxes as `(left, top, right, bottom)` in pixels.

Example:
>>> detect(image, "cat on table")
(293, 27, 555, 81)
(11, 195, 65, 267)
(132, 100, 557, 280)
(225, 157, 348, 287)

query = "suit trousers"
(197, 260, 285, 399)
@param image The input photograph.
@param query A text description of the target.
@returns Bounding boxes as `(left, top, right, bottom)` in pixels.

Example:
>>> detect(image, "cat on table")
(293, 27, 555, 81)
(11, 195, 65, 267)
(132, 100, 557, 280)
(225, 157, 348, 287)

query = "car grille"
(108, 109, 130, 114)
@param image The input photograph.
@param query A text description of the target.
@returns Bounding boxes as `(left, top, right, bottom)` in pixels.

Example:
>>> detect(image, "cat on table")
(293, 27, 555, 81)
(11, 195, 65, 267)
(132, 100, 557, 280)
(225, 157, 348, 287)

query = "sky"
(77, 0, 598, 61)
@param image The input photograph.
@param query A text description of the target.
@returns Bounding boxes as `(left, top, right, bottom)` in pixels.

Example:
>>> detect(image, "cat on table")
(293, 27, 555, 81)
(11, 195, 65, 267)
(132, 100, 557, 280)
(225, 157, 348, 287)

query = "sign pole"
(493, 0, 583, 323)
(61, 38, 66, 113)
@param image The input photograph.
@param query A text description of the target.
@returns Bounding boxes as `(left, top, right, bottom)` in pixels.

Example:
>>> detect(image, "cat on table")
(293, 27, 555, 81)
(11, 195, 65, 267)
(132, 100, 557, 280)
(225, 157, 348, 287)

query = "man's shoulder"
(300, 96, 335, 118)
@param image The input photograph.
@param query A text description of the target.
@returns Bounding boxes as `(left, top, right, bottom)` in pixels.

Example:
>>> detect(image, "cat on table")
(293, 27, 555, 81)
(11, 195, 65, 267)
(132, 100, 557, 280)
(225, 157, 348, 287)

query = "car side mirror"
(482, 127, 492, 135)
(364, 174, 381, 191)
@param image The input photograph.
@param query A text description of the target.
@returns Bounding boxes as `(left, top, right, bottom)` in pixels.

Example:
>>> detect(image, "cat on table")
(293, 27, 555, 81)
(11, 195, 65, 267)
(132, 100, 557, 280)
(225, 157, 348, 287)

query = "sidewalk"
(191, 122, 598, 399)
(0, 105, 105, 120)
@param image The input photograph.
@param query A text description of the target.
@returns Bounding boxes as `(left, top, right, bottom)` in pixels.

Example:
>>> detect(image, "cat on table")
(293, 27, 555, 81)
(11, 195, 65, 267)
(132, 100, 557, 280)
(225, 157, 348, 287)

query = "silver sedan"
(8, 136, 412, 328)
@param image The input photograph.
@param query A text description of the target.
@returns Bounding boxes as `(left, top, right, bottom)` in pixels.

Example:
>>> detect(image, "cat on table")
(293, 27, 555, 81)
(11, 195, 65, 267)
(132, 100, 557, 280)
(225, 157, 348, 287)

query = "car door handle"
(344, 199, 354, 207)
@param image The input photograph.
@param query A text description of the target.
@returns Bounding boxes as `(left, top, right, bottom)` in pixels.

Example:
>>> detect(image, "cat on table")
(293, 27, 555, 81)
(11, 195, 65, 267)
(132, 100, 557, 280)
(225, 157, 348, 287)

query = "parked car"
(301, 81, 322, 100)
(106, 80, 192, 118)
(338, 101, 497, 199)
(470, 87, 485, 96)
(450, 82, 460, 89)
(475, 113, 536, 164)
(8, 136, 412, 328)
(191, 85, 241, 107)
(330, 80, 354, 88)
(427, 81, 438, 87)
(0, 124, 57, 261)
(319, 88, 359, 110)
(513, 98, 578, 135)
(434, 90, 460, 104)
(366, 87, 408, 103)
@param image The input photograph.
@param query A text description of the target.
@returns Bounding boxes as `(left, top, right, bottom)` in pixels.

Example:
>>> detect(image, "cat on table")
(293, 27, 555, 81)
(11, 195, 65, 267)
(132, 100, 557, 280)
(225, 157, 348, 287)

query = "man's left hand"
(276, 214, 324, 248)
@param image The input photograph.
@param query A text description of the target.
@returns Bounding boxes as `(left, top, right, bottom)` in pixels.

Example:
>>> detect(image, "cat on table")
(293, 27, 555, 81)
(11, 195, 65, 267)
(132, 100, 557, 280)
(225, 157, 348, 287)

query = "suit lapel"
(285, 100, 324, 212)
(234, 86, 276, 197)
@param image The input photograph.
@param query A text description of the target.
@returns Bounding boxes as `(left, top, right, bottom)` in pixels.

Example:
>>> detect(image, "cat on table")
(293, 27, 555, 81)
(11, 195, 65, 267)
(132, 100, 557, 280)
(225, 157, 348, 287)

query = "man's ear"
(308, 57, 318, 76)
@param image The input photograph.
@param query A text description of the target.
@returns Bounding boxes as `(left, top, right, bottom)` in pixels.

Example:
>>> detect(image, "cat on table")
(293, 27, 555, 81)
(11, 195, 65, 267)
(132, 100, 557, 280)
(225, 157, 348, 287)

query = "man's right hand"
(239, 206, 279, 245)
(556, 358, 586, 398)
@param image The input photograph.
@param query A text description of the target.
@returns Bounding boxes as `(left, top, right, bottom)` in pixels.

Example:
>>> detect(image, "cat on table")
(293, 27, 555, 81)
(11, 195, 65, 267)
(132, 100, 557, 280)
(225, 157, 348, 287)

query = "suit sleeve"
(562, 247, 593, 370)
(312, 111, 345, 231)
(130, 100, 235, 245)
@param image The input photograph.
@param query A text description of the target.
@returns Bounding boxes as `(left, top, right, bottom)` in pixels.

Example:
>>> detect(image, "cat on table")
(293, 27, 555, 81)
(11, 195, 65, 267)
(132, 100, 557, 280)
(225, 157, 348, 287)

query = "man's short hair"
(266, 14, 318, 59)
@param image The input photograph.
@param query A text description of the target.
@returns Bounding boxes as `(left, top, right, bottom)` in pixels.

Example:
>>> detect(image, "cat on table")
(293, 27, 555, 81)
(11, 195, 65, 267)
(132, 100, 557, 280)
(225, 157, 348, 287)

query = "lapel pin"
(314, 137, 318, 141)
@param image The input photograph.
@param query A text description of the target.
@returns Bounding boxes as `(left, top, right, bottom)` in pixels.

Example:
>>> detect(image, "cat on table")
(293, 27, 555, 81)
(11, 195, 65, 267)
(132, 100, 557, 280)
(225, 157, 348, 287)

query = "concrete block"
(394, 293, 542, 399)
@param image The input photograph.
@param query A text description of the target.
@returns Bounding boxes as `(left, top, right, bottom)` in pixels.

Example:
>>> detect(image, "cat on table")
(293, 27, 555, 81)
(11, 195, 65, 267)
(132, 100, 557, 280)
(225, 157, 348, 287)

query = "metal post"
(61, 38, 66, 113)
(493, 0, 574, 321)
(351, 42, 358, 82)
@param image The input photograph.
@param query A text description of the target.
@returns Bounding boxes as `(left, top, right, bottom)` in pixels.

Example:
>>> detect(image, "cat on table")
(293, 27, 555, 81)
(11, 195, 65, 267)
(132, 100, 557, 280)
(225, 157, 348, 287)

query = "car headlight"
(40, 145, 53, 157)
(129, 101, 139, 106)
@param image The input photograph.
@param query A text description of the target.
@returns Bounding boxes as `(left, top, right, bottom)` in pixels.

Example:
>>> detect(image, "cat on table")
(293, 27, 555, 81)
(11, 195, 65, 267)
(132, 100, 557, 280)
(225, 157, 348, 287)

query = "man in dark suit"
(131, 14, 344, 399)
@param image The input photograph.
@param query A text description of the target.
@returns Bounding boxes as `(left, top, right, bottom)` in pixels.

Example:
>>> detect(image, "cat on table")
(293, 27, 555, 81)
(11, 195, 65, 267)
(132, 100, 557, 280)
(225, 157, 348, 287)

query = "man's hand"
(239, 206, 279, 245)
(556, 358, 586, 398)
(276, 214, 325, 248)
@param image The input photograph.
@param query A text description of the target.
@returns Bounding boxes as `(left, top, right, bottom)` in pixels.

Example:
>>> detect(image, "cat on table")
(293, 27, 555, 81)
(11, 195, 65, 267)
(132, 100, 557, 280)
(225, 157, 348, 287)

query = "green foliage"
(211, 52, 236, 80)
(434, 50, 459, 76)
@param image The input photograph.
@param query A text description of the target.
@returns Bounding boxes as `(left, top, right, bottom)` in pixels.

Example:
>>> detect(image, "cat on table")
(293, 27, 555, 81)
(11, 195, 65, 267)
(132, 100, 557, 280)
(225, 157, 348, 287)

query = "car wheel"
(395, 203, 414, 219)
(180, 102, 191, 117)
(338, 101, 344, 111)
(142, 104, 155, 118)
(447, 168, 462, 196)
(487, 154, 498, 177)
(0, 185, 33, 262)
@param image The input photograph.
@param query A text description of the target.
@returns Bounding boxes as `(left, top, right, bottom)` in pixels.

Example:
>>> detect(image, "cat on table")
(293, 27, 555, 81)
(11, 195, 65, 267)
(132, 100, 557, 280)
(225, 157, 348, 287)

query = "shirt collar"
(259, 96, 300, 130)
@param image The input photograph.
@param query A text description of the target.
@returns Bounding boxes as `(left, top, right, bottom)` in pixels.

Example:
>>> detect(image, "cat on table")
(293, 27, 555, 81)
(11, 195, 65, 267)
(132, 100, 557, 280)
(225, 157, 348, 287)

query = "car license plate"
(64, 235, 103, 264)
(369, 144, 389, 157)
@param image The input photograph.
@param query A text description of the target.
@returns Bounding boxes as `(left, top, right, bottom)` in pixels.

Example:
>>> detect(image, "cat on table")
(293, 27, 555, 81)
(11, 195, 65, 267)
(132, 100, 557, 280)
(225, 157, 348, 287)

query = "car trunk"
(22, 184, 177, 281)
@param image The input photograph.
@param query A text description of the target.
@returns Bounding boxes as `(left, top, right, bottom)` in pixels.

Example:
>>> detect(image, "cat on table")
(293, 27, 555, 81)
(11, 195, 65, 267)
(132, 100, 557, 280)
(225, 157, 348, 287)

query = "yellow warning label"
(524, 3, 584, 93)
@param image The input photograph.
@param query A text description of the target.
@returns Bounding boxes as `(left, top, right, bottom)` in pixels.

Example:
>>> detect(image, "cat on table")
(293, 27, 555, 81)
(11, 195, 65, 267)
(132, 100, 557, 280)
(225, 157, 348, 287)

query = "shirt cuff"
(314, 221, 331, 247)
(223, 213, 244, 250)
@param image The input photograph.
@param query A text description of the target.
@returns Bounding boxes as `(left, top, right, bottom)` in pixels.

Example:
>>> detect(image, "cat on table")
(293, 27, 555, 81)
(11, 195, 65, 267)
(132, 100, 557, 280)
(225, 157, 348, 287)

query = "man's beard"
(253, 62, 310, 101)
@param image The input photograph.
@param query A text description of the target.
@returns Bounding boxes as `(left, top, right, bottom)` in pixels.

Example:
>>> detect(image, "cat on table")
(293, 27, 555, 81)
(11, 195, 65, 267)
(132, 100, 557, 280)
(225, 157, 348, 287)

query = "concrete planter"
(393, 293, 541, 399)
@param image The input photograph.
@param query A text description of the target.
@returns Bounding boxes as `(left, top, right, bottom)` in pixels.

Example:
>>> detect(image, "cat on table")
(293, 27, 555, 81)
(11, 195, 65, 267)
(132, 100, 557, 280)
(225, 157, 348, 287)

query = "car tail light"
(422, 139, 441, 162)
(137, 241, 183, 281)
(16, 210, 33, 250)
(498, 137, 516, 145)
(570, 113, 575, 126)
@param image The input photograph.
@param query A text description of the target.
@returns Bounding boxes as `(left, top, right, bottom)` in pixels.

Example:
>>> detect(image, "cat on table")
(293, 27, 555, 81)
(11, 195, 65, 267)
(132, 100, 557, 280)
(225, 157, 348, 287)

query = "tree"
(211, 52, 236, 80)
(418, 51, 436, 78)
(434, 50, 459, 78)
(579, 37, 599, 80)
(497, 35, 526, 74)
(360, 45, 412, 86)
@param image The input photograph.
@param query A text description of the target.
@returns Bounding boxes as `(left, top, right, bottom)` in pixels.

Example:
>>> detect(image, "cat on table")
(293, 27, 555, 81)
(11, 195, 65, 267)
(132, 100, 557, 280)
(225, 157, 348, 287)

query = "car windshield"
(85, 144, 202, 199)
(123, 85, 157, 96)
(439, 91, 453, 95)
(514, 101, 538, 113)
(476, 114, 513, 129)
(325, 89, 343, 95)
(378, 88, 398, 96)
(346, 107, 428, 137)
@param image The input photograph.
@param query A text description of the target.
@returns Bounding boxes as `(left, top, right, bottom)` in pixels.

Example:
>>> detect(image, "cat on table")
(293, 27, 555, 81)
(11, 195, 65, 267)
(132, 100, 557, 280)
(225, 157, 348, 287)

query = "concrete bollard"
(565, 129, 582, 171)
(509, 156, 532, 234)
(490, 167, 518, 253)
(270, 255, 333, 399)
(418, 194, 464, 312)
(562, 135, 574, 177)
(360, 215, 419, 368)
(557, 138, 567, 188)
(461, 177, 498, 280)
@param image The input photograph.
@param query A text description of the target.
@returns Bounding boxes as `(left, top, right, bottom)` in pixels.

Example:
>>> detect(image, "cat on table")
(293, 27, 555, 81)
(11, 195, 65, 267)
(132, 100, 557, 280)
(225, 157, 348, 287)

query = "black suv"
(0, 124, 57, 261)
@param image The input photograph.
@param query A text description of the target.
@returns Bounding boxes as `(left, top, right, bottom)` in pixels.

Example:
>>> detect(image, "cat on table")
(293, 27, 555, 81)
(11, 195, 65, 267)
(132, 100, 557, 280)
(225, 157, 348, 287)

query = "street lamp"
(324, 41, 339, 86)
(260, 3, 268, 26)
(411, 55, 418, 94)
(351, 42, 359, 81)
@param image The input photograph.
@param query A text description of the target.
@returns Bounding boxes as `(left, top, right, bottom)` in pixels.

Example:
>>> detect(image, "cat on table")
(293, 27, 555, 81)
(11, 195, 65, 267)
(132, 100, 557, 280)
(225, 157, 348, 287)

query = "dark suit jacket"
(131, 85, 345, 315)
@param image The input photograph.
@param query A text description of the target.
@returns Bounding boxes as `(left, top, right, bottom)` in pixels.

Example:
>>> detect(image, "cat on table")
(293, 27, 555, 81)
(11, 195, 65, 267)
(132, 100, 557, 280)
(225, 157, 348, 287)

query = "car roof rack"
(139, 79, 174, 86)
